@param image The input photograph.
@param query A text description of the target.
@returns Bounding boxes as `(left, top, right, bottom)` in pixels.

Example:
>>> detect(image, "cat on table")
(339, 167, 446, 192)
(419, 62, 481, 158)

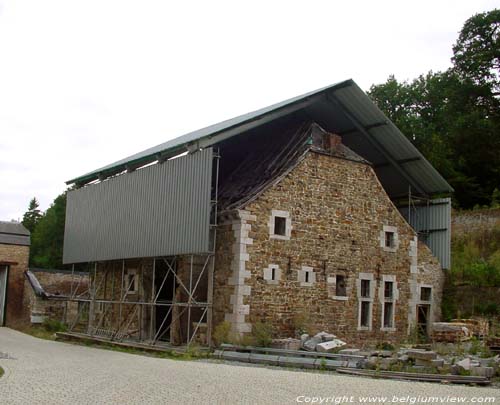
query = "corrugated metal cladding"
(63, 148, 213, 264)
(399, 198, 451, 269)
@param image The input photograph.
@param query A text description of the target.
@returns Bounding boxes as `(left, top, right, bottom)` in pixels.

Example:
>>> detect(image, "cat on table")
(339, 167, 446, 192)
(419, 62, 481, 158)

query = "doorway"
(0, 265, 8, 326)
(154, 260, 177, 342)
(416, 304, 430, 339)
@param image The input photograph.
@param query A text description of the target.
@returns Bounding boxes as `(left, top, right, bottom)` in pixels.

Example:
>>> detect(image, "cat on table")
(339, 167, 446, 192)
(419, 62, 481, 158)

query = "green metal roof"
(67, 79, 453, 198)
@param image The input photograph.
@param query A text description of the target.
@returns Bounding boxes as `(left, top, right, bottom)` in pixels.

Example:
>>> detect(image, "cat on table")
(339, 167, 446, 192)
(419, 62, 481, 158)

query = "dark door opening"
(154, 260, 177, 342)
(417, 304, 430, 339)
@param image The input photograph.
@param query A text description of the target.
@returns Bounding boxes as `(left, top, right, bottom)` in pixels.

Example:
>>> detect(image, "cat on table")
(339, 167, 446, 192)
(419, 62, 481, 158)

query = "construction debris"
(451, 318, 489, 338)
(301, 331, 346, 352)
(431, 322, 471, 342)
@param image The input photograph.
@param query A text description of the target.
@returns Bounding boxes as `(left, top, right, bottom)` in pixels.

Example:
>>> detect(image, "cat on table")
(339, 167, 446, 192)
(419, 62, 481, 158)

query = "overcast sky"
(1, 0, 498, 220)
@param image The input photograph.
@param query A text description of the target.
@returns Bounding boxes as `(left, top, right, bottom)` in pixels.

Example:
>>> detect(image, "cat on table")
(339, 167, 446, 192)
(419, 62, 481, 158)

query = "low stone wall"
(452, 208, 500, 235)
(24, 269, 89, 324)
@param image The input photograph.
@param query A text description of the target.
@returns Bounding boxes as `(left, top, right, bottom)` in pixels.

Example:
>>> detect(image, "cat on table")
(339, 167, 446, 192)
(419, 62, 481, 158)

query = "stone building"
(61, 80, 453, 346)
(0, 221, 30, 327)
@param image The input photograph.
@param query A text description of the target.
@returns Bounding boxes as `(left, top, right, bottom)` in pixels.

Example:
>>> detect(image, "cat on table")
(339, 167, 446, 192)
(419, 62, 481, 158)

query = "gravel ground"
(0, 327, 498, 404)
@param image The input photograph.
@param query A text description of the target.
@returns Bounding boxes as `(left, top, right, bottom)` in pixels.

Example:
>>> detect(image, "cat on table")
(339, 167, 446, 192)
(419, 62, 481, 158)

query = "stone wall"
(23, 269, 89, 324)
(452, 208, 500, 235)
(0, 243, 30, 327)
(213, 150, 445, 346)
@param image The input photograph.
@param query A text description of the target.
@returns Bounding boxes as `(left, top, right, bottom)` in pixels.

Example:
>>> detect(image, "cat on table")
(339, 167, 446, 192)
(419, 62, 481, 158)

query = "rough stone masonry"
(213, 138, 443, 346)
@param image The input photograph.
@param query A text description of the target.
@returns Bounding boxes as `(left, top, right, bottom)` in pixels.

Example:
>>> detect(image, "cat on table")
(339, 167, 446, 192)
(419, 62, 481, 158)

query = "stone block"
(313, 331, 336, 342)
(470, 366, 495, 378)
(415, 358, 433, 367)
(316, 339, 346, 352)
(271, 338, 301, 351)
(302, 336, 322, 351)
(407, 350, 437, 360)
(278, 356, 316, 369)
(431, 359, 444, 368)
(249, 353, 280, 366)
(457, 357, 471, 371)
(339, 348, 360, 355)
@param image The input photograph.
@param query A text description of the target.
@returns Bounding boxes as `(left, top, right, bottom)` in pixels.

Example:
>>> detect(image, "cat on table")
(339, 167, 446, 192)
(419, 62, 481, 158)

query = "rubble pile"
(300, 331, 346, 352)
(431, 322, 471, 342)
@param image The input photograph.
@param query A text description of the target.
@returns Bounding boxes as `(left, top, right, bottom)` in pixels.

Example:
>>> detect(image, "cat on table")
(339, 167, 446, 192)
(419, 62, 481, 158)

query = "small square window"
(274, 216, 287, 236)
(361, 279, 371, 298)
(384, 281, 393, 299)
(420, 287, 432, 301)
(360, 301, 370, 327)
(383, 302, 394, 328)
(125, 270, 138, 294)
(336, 275, 347, 296)
(385, 232, 395, 248)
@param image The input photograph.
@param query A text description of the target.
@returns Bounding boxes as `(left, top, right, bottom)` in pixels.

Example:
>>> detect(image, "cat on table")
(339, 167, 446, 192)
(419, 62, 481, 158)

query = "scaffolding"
(63, 151, 220, 348)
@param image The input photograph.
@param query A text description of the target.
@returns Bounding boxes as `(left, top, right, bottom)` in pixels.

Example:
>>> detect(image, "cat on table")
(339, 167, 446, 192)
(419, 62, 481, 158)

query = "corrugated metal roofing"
(67, 79, 453, 198)
(63, 148, 213, 264)
(0, 221, 30, 246)
(399, 198, 451, 269)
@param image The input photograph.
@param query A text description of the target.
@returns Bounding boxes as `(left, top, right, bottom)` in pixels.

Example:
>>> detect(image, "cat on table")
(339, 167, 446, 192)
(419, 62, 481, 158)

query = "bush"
(213, 321, 232, 347)
(42, 318, 67, 333)
(376, 342, 395, 351)
(251, 322, 273, 347)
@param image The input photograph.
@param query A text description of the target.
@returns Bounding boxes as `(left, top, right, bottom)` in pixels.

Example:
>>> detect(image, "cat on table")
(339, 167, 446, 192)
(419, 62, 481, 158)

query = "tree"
(22, 197, 43, 233)
(30, 192, 67, 269)
(369, 9, 500, 208)
(452, 9, 500, 95)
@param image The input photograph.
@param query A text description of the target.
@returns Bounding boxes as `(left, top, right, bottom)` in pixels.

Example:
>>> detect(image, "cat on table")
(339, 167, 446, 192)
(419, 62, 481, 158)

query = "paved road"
(0, 328, 498, 404)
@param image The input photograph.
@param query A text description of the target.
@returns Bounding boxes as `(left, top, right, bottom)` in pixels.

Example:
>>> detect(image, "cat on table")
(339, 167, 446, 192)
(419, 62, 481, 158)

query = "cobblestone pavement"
(0, 328, 498, 404)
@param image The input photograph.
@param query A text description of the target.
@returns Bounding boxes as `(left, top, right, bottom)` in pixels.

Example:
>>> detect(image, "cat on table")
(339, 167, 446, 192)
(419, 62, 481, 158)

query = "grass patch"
(0, 366, 4, 378)
(18, 325, 58, 341)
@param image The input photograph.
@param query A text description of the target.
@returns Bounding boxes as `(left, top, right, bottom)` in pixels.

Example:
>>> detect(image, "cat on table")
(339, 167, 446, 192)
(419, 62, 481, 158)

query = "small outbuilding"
(0, 221, 30, 327)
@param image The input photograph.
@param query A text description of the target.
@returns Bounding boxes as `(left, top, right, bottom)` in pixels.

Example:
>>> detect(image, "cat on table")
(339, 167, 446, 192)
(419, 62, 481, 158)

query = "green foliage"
(452, 9, 500, 94)
(369, 9, 500, 209)
(22, 197, 43, 233)
(376, 341, 395, 351)
(213, 320, 232, 347)
(30, 192, 67, 268)
(42, 318, 67, 333)
(451, 223, 500, 287)
(251, 321, 273, 347)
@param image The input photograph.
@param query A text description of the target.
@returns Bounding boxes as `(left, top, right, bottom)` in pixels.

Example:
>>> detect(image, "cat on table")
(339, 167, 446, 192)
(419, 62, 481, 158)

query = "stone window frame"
(268, 210, 292, 240)
(125, 268, 138, 294)
(263, 264, 281, 285)
(357, 272, 375, 331)
(380, 225, 400, 252)
(379, 274, 399, 332)
(419, 284, 433, 303)
(327, 272, 349, 301)
(298, 266, 316, 287)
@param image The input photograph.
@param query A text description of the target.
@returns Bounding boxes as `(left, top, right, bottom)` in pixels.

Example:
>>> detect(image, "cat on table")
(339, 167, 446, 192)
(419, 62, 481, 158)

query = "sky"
(0, 0, 498, 220)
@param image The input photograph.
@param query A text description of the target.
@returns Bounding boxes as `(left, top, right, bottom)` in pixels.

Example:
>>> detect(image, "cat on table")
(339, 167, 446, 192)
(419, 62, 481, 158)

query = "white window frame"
(268, 210, 292, 240)
(298, 266, 316, 287)
(263, 264, 281, 285)
(380, 225, 400, 252)
(357, 273, 375, 331)
(379, 275, 398, 332)
(327, 273, 349, 301)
